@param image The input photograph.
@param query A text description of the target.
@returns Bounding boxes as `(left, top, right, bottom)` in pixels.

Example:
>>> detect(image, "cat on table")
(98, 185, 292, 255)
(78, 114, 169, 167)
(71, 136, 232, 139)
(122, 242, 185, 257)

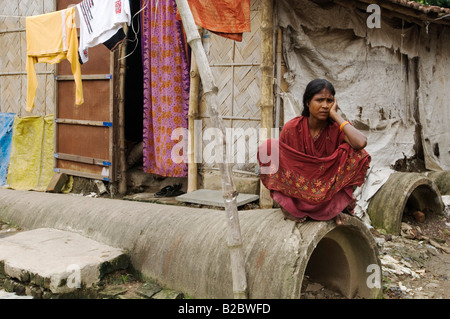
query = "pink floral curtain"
(141, 0, 190, 177)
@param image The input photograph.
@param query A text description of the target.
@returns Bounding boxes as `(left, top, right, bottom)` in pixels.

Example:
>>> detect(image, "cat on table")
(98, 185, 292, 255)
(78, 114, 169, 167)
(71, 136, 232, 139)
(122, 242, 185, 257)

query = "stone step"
(176, 189, 259, 208)
(0, 228, 129, 297)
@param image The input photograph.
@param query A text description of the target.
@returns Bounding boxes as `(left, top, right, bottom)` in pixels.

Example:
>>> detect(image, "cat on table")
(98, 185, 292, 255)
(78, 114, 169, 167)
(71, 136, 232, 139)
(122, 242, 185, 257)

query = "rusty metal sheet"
(57, 124, 110, 159)
(58, 46, 111, 76)
(57, 81, 111, 121)
(55, 0, 115, 182)
(57, 160, 111, 180)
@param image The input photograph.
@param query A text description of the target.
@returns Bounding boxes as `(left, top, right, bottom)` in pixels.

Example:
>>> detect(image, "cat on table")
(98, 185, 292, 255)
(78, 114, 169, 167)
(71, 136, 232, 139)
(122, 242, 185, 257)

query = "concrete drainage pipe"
(424, 170, 450, 196)
(0, 189, 381, 299)
(367, 172, 444, 235)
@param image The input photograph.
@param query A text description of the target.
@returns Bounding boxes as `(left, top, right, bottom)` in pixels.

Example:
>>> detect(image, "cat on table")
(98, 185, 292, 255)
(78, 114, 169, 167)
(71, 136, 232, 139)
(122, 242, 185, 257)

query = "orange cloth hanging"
(177, 0, 251, 41)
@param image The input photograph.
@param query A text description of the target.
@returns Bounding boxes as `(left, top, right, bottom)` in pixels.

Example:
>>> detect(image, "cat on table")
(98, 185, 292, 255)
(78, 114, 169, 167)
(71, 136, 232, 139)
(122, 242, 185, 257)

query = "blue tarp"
(0, 113, 16, 186)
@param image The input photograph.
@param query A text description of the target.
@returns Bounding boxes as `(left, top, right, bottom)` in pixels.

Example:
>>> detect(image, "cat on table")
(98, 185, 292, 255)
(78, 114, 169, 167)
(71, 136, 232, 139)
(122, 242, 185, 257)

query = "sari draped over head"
(258, 116, 371, 221)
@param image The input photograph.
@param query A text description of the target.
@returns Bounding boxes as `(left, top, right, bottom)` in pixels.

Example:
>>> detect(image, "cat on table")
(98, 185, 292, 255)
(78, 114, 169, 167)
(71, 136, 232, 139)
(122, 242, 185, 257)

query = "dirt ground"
(1, 193, 449, 299)
(374, 206, 450, 299)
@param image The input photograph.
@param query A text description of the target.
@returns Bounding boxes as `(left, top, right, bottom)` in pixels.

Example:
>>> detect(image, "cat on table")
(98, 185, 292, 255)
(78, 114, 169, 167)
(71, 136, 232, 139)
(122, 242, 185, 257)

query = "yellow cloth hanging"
(6, 115, 55, 191)
(26, 7, 83, 112)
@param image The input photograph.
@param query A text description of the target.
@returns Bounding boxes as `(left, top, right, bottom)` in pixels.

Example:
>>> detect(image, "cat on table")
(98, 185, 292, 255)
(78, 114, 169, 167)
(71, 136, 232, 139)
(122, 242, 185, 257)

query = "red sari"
(258, 116, 371, 221)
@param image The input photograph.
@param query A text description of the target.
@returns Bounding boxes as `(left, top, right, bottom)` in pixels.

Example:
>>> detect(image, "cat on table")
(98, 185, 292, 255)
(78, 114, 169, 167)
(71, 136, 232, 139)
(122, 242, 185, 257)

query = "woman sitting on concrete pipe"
(258, 79, 371, 225)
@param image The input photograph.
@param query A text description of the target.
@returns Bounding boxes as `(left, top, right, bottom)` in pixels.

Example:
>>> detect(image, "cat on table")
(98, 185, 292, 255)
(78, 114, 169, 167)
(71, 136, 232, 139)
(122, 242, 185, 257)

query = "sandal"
(154, 185, 173, 197)
(169, 183, 184, 197)
(154, 183, 184, 198)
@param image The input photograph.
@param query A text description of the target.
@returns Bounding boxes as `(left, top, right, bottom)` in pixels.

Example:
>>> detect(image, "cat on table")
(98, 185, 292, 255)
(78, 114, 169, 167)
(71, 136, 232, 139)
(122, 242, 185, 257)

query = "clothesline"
(24, 0, 135, 111)
(120, 0, 150, 61)
(0, 0, 150, 61)
(0, 0, 150, 21)
(0, 15, 27, 18)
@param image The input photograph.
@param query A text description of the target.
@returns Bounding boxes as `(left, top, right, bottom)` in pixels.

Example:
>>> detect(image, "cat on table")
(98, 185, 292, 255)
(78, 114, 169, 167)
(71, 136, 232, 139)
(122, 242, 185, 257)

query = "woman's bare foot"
(336, 199, 356, 225)
(281, 208, 307, 223)
(334, 213, 346, 226)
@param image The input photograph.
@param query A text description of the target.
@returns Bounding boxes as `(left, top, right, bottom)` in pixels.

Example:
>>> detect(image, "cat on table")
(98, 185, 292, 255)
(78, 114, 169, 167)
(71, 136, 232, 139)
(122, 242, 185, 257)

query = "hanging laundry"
(26, 6, 83, 112)
(6, 115, 55, 192)
(141, 0, 191, 177)
(177, 0, 251, 41)
(77, 0, 132, 64)
(0, 113, 16, 186)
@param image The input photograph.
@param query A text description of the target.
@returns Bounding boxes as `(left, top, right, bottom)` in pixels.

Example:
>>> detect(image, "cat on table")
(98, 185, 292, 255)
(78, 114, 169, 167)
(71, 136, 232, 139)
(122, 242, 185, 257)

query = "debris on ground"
(299, 197, 450, 299)
(371, 199, 450, 299)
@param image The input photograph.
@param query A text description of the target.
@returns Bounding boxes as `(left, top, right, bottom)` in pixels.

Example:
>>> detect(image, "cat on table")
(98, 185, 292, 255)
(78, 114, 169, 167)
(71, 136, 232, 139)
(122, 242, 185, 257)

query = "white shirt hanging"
(77, 0, 131, 64)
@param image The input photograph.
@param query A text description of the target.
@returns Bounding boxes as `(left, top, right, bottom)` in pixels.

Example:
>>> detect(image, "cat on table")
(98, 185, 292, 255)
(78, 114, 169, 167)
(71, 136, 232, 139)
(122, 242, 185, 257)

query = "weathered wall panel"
(200, 0, 262, 175)
(0, 0, 56, 115)
(54, 0, 116, 182)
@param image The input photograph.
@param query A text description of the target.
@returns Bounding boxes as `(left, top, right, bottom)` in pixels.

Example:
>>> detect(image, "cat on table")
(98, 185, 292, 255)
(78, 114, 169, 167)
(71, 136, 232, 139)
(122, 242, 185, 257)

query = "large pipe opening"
(403, 185, 442, 219)
(368, 173, 444, 234)
(304, 237, 350, 297)
(301, 225, 380, 299)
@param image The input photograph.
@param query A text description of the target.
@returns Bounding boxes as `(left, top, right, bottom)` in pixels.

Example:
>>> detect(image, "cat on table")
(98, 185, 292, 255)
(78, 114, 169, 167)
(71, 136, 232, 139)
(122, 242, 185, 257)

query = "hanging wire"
(119, 0, 150, 61)
(0, 15, 26, 18)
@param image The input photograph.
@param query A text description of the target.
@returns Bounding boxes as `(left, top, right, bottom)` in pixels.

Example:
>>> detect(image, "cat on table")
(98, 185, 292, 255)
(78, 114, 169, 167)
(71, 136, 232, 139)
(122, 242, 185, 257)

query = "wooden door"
(54, 0, 117, 182)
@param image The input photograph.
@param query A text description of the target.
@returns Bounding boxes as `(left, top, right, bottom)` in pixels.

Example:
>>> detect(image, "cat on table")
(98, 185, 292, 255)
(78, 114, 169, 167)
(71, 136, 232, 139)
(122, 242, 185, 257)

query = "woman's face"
(307, 88, 334, 121)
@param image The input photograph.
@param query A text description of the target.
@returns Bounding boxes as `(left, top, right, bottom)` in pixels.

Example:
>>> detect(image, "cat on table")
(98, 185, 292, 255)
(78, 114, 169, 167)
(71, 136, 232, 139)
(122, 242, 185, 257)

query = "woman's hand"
(329, 98, 367, 150)
(329, 99, 339, 122)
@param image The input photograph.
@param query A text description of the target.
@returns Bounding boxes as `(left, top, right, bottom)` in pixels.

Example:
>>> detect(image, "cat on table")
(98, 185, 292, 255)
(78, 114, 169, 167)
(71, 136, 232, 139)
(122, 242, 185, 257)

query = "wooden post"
(118, 24, 128, 195)
(259, 0, 274, 209)
(275, 27, 282, 130)
(187, 27, 202, 193)
(175, 0, 248, 299)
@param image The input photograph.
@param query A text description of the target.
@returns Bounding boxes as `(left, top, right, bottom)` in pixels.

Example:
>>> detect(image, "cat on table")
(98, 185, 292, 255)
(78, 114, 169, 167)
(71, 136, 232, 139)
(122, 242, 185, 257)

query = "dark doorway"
(124, 0, 144, 144)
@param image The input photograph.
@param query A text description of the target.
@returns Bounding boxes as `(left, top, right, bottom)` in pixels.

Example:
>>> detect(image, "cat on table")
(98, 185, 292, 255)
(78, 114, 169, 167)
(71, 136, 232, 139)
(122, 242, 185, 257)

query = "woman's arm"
(329, 100, 367, 150)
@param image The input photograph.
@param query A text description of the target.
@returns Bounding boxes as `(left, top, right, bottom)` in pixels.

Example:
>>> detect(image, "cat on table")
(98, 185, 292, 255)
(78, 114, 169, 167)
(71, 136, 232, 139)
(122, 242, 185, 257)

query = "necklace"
(311, 127, 324, 141)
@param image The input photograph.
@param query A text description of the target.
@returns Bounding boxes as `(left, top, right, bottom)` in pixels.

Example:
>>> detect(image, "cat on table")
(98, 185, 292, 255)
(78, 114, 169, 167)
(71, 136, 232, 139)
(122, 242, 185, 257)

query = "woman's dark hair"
(302, 79, 336, 117)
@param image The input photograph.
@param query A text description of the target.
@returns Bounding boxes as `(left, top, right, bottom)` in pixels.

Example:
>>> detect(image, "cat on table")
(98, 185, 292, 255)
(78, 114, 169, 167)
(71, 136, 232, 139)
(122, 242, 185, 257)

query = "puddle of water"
(0, 230, 21, 239)
(0, 290, 33, 299)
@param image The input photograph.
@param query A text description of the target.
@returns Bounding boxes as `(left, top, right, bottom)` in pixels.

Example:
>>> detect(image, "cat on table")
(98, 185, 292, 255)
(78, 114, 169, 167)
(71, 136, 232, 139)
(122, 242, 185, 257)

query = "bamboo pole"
(275, 27, 282, 130)
(187, 27, 202, 193)
(259, 0, 274, 209)
(118, 24, 128, 195)
(175, 0, 248, 299)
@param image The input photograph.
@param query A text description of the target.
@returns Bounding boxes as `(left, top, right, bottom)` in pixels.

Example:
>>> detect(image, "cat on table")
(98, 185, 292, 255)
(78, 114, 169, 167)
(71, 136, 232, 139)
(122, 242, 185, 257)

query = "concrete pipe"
(367, 172, 444, 235)
(424, 170, 450, 195)
(0, 189, 382, 299)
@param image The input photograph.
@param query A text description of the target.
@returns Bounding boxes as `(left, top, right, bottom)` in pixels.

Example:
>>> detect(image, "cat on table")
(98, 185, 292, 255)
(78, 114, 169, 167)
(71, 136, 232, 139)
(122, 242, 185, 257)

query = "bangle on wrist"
(340, 121, 350, 131)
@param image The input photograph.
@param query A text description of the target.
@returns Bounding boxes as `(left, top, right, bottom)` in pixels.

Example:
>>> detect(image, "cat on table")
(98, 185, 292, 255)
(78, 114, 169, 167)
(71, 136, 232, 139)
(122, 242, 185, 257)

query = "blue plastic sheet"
(0, 113, 16, 186)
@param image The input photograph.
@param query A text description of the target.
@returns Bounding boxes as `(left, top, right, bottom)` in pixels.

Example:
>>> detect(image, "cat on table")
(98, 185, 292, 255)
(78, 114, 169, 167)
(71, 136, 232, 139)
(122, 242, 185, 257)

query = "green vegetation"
(413, 0, 450, 9)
